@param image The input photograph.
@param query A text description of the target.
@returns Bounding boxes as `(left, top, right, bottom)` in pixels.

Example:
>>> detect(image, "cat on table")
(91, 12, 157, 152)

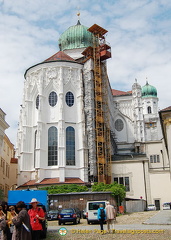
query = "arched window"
(36, 95, 39, 109)
(34, 130, 37, 168)
(65, 91, 74, 107)
(66, 126, 75, 165)
(147, 106, 152, 114)
(48, 126, 58, 166)
(49, 91, 57, 107)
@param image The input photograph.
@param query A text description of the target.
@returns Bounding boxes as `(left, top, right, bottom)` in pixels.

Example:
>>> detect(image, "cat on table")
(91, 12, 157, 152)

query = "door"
(155, 200, 160, 210)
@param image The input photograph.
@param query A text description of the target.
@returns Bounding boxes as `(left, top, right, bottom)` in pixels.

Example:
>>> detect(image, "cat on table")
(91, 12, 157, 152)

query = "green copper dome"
(142, 82, 157, 98)
(58, 20, 93, 51)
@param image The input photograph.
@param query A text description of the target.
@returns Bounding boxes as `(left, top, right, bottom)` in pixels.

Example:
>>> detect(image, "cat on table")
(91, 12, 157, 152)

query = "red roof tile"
(20, 178, 85, 187)
(112, 89, 132, 96)
(22, 180, 37, 186)
(44, 51, 75, 62)
(160, 106, 171, 112)
(11, 158, 18, 164)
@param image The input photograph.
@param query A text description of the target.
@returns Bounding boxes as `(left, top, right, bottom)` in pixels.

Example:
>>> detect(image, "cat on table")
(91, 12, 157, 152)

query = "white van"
(86, 200, 108, 224)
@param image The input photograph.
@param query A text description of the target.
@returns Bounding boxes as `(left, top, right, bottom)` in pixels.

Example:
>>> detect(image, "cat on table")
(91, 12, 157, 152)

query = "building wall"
(17, 61, 89, 186)
(149, 172, 171, 209)
(112, 160, 148, 200)
(0, 135, 16, 201)
(49, 192, 117, 211)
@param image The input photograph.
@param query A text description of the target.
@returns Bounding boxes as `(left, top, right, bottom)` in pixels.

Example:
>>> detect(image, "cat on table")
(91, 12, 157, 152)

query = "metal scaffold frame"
(87, 24, 112, 184)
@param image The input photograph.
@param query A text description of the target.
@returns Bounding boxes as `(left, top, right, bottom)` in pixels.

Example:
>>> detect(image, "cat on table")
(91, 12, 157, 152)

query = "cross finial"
(76, 7, 81, 25)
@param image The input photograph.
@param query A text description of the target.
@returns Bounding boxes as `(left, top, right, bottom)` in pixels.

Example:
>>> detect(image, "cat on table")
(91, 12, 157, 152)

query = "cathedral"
(16, 20, 171, 210)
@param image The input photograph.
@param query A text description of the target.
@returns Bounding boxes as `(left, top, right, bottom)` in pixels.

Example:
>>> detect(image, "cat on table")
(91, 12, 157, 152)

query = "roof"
(58, 21, 93, 51)
(141, 81, 157, 98)
(160, 106, 171, 112)
(44, 51, 75, 62)
(112, 89, 132, 96)
(20, 178, 85, 187)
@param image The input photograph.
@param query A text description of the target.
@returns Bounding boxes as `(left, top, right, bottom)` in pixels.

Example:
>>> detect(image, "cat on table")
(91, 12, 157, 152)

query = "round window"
(115, 119, 124, 131)
(65, 91, 74, 107)
(49, 91, 57, 107)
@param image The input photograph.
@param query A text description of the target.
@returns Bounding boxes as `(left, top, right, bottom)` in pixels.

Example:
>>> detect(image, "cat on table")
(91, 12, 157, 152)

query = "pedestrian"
(105, 202, 116, 231)
(8, 206, 17, 240)
(1, 202, 11, 240)
(28, 198, 45, 240)
(0, 206, 7, 240)
(12, 201, 32, 240)
(97, 204, 106, 231)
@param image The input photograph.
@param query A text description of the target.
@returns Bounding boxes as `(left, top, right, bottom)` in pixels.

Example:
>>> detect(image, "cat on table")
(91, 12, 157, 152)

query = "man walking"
(105, 202, 116, 231)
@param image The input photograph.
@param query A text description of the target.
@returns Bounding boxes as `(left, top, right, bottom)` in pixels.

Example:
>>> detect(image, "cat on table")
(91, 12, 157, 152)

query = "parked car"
(47, 210, 59, 220)
(147, 204, 156, 211)
(58, 208, 81, 225)
(163, 202, 171, 210)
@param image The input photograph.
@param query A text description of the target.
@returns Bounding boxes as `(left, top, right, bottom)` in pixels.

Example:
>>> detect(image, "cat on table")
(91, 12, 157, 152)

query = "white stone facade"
(17, 61, 89, 186)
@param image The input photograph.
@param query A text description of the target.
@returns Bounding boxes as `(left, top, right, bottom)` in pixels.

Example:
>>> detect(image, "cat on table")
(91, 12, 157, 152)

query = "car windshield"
(49, 210, 58, 213)
(61, 209, 73, 214)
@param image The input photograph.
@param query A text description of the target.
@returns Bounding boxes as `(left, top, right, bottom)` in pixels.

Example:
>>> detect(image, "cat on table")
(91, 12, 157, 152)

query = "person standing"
(0, 206, 7, 240)
(28, 198, 45, 240)
(105, 202, 116, 231)
(97, 204, 106, 231)
(12, 201, 32, 240)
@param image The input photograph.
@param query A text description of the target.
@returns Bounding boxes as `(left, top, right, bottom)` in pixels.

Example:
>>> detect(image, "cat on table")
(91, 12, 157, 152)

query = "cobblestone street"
(47, 211, 171, 239)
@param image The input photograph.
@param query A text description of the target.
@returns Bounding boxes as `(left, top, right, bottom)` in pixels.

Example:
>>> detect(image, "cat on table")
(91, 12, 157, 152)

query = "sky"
(0, 0, 171, 145)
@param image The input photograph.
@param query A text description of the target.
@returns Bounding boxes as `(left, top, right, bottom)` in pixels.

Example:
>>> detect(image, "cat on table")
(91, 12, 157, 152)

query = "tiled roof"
(160, 106, 171, 112)
(44, 51, 75, 62)
(112, 89, 132, 96)
(20, 177, 85, 187)
(10, 158, 18, 163)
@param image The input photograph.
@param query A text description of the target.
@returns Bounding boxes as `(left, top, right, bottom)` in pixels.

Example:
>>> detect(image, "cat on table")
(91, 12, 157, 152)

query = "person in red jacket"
(28, 198, 45, 240)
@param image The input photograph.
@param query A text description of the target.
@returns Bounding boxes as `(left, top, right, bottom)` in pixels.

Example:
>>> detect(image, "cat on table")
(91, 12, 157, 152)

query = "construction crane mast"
(85, 24, 112, 184)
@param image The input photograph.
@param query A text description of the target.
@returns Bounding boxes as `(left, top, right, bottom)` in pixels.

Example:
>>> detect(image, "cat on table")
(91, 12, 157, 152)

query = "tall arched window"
(66, 126, 75, 165)
(36, 95, 39, 109)
(48, 126, 58, 166)
(147, 106, 152, 114)
(34, 130, 37, 168)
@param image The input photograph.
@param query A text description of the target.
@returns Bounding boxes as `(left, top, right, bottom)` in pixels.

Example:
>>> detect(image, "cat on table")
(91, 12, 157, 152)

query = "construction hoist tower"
(83, 24, 112, 183)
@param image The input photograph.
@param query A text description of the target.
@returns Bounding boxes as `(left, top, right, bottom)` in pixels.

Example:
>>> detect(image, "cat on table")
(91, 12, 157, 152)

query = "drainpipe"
(143, 161, 147, 203)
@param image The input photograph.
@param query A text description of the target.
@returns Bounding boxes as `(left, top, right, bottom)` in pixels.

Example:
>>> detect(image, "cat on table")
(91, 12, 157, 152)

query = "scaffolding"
(86, 24, 112, 183)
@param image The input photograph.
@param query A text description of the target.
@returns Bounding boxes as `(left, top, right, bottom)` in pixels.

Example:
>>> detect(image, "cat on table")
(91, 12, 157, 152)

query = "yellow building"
(0, 109, 17, 201)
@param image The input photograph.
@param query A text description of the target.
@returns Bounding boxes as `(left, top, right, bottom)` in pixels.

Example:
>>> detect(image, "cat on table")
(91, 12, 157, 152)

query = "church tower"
(141, 81, 162, 141)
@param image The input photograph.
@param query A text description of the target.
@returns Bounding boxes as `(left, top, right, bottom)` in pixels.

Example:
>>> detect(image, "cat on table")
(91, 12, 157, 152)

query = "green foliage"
(92, 182, 126, 204)
(39, 184, 89, 194)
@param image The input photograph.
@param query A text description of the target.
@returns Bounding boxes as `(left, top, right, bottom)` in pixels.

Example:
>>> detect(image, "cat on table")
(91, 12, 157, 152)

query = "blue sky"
(0, 0, 171, 145)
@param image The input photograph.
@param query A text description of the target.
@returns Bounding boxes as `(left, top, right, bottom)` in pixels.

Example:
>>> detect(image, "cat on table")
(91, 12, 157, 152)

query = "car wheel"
(87, 220, 90, 224)
(58, 221, 61, 225)
(78, 218, 80, 224)
(73, 219, 77, 224)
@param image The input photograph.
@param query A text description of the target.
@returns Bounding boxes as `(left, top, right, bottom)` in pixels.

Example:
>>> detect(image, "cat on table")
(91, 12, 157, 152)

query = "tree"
(91, 182, 126, 205)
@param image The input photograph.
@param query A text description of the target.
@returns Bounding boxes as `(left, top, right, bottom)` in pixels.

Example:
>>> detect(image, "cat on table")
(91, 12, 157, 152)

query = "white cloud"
(0, 0, 171, 145)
